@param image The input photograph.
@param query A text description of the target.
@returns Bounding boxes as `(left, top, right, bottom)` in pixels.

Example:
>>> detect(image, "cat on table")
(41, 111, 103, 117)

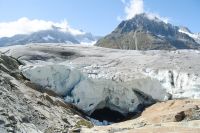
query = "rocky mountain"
(96, 13, 200, 50)
(0, 26, 99, 47)
(179, 26, 200, 44)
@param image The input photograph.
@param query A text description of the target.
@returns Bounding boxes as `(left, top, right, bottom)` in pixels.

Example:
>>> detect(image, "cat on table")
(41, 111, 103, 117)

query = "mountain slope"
(179, 26, 200, 44)
(96, 14, 200, 50)
(0, 27, 98, 46)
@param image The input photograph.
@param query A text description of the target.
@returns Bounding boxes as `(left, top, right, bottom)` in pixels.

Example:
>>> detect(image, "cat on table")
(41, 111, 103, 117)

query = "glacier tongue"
(20, 64, 170, 115)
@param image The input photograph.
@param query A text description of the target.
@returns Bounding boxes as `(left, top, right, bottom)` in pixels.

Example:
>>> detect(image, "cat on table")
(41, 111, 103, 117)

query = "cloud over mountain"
(124, 0, 144, 19)
(0, 18, 84, 38)
(120, 0, 169, 23)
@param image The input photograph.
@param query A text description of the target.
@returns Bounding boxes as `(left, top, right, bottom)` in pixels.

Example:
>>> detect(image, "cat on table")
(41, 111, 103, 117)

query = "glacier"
(21, 64, 169, 115)
(1, 44, 200, 116)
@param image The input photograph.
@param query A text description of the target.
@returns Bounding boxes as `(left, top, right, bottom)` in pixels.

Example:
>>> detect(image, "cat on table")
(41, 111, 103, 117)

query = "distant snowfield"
(1, 43, 200, 117)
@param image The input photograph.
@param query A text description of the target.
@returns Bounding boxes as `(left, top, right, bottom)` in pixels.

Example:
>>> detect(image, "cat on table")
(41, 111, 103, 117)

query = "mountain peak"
(96, 14, 199, 50)
(116, 13, 176, 36)
(129, 13, 166, 24)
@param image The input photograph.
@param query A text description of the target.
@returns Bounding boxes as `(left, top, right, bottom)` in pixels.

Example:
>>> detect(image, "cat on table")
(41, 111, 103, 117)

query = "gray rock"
(0, 54, 91, 132)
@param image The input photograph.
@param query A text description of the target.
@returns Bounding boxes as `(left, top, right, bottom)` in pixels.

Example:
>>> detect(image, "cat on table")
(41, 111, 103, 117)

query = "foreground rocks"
(0, 54, 92, 133)
(82, 99, 200, 133)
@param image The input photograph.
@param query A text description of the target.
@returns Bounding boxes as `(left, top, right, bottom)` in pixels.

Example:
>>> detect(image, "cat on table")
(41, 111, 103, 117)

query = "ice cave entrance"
(90, 107, 126, 123)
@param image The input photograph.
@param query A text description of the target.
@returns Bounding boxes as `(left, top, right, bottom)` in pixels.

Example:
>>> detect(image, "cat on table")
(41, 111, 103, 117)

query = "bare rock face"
(0, 54, 92, 133)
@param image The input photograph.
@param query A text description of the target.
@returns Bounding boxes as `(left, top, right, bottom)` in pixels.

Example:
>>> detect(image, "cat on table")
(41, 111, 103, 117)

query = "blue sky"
(0, 0, 199, 35)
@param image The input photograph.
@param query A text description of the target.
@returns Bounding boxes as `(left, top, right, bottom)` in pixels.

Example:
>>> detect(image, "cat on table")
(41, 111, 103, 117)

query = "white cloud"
(146, 12, 170, 23)
(124, 0, 144, 20)
(120, 0, 170, 23)
(0, 17, 84, 38)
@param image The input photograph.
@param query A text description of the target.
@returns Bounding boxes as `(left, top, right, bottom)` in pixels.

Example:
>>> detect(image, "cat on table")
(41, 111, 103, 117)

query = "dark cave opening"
(90, 107, 126, 123)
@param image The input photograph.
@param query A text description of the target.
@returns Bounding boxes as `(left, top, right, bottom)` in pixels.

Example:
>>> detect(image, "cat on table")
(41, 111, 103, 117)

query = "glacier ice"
(21, 65, 84, 96)
(21, 63, 200, 116)
(143, 68, 200, 99)
(20, 64, 171, 115)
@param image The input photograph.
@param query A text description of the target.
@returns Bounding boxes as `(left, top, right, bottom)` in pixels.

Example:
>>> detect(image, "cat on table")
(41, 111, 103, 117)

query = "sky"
(0, 0, 199, 36)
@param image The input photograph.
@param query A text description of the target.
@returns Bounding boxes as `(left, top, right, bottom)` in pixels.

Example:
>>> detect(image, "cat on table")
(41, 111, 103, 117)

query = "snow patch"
(43, 35, 55, 41)
(80, 41, 97, 46)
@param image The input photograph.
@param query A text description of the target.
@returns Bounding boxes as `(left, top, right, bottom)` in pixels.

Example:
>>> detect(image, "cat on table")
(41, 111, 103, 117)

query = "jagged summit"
(117, 13, 177, 36)
(96, 13, 200, 50)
